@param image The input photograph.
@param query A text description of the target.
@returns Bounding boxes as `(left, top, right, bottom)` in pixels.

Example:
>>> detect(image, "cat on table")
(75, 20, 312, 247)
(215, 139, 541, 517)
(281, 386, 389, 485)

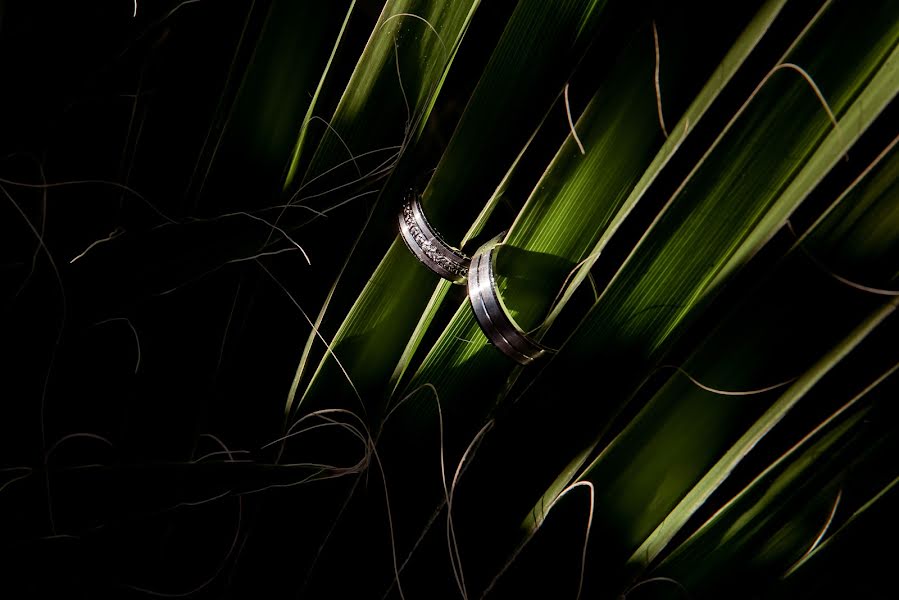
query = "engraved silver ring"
(398, 190, 470, 284)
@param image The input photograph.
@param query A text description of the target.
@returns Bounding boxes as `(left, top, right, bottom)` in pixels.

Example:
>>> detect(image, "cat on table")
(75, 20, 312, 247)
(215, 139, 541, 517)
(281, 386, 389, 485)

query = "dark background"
(0, 1, 522, 597)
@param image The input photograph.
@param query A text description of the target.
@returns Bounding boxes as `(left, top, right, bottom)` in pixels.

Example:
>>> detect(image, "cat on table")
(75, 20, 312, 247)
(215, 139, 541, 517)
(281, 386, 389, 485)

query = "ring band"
(399, 190, 470, 284)
(467, 234, 552, 365)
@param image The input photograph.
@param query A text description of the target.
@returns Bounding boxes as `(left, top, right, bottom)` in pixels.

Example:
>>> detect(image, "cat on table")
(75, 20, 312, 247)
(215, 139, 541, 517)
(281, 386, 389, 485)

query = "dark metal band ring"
(467, 234, 552, 365)
(398, 190, 470, 284)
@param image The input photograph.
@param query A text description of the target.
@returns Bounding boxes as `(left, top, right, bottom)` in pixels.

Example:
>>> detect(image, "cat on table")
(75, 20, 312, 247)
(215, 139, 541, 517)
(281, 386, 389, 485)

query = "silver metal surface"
(467, 234, 550, 365)
(398, 191, 470, 284)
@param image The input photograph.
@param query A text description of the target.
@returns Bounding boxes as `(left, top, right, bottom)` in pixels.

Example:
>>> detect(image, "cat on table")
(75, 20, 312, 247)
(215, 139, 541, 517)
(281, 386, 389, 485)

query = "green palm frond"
(3, 0, 897, 597)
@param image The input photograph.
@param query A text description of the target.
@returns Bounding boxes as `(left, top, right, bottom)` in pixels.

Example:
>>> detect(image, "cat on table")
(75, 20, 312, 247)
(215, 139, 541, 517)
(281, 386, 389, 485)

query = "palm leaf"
(521, 0, 899, 520)
(295, 0, 624, 411)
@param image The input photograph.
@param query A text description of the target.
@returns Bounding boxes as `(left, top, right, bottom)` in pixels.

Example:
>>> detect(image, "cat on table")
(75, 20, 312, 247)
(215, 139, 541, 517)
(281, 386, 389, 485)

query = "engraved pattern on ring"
(398, 191, 470, 283)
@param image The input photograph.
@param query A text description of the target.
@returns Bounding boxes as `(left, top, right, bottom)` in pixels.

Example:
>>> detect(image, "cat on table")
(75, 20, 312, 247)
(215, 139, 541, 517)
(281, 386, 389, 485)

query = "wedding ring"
(467, 234, 552, 365)
(398, 190, 470, 284)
